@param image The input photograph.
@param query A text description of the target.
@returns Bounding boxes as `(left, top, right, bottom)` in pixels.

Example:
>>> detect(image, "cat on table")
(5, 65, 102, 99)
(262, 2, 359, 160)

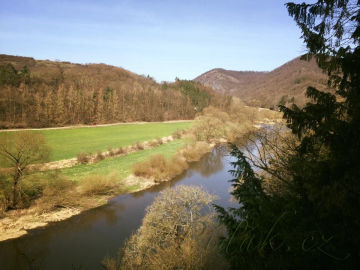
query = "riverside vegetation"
(104, 1, 360, 269)
(103, 185, 229, 270)
(2, 1, 354, 268)
(213, 1, 360, 270)
(0, 99, 281, 241)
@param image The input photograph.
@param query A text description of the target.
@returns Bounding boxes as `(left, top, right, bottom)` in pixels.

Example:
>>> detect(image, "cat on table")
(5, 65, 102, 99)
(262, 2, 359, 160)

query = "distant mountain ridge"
(194, 57, 330, 108)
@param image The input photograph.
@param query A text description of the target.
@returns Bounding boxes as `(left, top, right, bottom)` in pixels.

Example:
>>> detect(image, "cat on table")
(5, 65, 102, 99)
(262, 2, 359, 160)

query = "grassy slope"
(50, 139, 184, 181)
(35, 122, 192, 161)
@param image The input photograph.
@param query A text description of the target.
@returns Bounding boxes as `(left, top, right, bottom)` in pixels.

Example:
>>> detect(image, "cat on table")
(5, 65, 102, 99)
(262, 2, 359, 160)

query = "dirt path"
(0, 120, 193, 132)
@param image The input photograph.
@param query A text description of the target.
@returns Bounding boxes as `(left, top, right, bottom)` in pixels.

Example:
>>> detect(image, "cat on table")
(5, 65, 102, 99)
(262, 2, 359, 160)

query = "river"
(0, 145, 238, 270)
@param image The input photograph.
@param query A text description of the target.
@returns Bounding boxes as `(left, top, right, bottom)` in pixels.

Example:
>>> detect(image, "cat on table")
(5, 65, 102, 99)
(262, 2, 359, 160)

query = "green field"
(60, 139, 185, 181)
(12, 121, 192, 162)
(28, 139, 184, 186)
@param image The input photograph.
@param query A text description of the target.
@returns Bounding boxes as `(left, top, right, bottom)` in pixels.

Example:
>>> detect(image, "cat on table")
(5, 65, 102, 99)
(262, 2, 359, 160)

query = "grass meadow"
(1, 121, 192, 163)
(60, 139, 185, 181)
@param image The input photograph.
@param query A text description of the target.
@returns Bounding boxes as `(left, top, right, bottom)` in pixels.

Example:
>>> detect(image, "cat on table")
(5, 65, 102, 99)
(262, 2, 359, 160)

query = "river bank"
(0, 144, 236, 270)
(0, 108, 282, 243)
(0, 141, 216, 242)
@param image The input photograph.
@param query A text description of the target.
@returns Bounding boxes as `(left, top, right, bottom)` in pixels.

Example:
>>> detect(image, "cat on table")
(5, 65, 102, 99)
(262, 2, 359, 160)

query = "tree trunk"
(11, 166, 21, 209)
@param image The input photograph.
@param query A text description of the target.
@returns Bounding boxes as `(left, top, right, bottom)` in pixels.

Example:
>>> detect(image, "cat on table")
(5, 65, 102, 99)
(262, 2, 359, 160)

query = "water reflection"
(189, 145, 227, 177)
(0, 145, 234, 270)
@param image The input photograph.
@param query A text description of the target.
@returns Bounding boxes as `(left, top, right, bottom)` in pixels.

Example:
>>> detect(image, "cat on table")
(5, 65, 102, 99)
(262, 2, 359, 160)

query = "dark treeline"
(0, 55, 231, 128)
(216, 1, 360, 269)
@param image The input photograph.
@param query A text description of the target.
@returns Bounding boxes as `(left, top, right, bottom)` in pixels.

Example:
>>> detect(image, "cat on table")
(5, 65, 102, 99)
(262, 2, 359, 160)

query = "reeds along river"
(0, 145, 238, 270)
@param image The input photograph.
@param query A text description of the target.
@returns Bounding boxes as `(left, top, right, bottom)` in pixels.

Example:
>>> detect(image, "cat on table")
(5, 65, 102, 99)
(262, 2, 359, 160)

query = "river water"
(0, 145, 237, 270)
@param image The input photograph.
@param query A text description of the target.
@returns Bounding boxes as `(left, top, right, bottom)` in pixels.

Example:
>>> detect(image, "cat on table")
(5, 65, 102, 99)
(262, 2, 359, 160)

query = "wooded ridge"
(0, 54, 231, 128)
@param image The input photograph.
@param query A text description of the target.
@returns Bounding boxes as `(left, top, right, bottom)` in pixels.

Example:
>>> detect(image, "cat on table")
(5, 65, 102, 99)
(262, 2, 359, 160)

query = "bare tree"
(103, 185, 228, 270)
(241, 124, 299, 193)
(0, 131, 49, 209)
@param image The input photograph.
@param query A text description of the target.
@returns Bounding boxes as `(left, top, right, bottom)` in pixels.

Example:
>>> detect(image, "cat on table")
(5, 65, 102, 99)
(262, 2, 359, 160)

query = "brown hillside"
(194, 57, 330, 108)
(0, 55, 230, 128)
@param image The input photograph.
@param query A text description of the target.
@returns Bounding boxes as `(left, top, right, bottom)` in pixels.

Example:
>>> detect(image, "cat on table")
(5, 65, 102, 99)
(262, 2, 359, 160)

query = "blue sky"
(0, 0, 305, 82)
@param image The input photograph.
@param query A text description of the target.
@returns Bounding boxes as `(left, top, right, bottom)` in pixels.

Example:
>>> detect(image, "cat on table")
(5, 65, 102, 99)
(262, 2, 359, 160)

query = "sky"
(0, 0, 306, 82)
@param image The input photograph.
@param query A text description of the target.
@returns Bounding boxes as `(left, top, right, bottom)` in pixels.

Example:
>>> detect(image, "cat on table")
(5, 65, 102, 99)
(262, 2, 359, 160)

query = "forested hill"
(0, 54, 231, 128)
(194, 57, 330, 108)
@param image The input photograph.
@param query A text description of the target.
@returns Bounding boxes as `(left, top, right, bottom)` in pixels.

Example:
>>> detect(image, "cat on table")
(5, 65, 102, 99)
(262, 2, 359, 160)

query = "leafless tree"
(241, 124, 299, 194)
(103, 185, 228, 270)
(0, 131, 49, 209)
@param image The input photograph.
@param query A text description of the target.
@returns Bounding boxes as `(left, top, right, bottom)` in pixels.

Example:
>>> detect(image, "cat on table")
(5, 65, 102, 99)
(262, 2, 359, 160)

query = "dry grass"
(225, 122, 252, 143)
(131, 140, 212, 182)
(172, 129, 184, 139)
(1, 170, 125, 216)
(108, 147, 115, 157)
(135, 142, 145, 150)
(114, 146, 125, 155)
(77, 152, 90, 164)
(95, 150, 105, 162)
(132, 154, 188, 182)
(181, 142, 212, 162)
(148, 140, 159, 147)
(34, 176, 79, 212)
(79, 173, 122, 196)
(133, 154, 167, 180)
(166, 155, 189, 178)
(257, 108, 283, 120)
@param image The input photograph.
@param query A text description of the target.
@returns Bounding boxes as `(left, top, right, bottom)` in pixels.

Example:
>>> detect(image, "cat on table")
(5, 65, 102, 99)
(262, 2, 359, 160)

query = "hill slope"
(194, 57, 330, 108)
(0, 55, 231, 128)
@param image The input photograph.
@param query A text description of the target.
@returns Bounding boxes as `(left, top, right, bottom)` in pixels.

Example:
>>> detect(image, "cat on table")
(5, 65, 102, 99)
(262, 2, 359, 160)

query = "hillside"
(194, 57, 330, 108)
(0, 55, 231, 128)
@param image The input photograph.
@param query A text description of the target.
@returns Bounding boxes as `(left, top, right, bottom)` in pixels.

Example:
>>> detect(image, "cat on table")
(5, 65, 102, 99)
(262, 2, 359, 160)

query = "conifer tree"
(217, 1, 360, 269)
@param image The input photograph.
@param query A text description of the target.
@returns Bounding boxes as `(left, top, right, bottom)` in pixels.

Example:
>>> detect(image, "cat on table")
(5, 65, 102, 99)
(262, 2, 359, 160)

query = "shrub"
(114, 146, 125, 155)
(225, 122, 252, 143)
(79, 173, 122, 196)
(0, 173, 49, 211)
(181, 142, 211, 162)
(258, 108, 282, 120)
(202, 106, 230, 123)
(36, 175, 77, 211)
(132, 154, 189, 182)
(172, 129, 183, 139)
(191, 116, 226, 142)
(132, 154, 167, 180)
(19, 176, 45, 207)
(77, 152, 90, 164)
(95, 150, 105, 162)
(166, 155, 189, 178)
(135, 141, 145, 150)
(108, 147, 115, 157)
(110, 186, 227, 270)
(148, 140, 159, 147)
